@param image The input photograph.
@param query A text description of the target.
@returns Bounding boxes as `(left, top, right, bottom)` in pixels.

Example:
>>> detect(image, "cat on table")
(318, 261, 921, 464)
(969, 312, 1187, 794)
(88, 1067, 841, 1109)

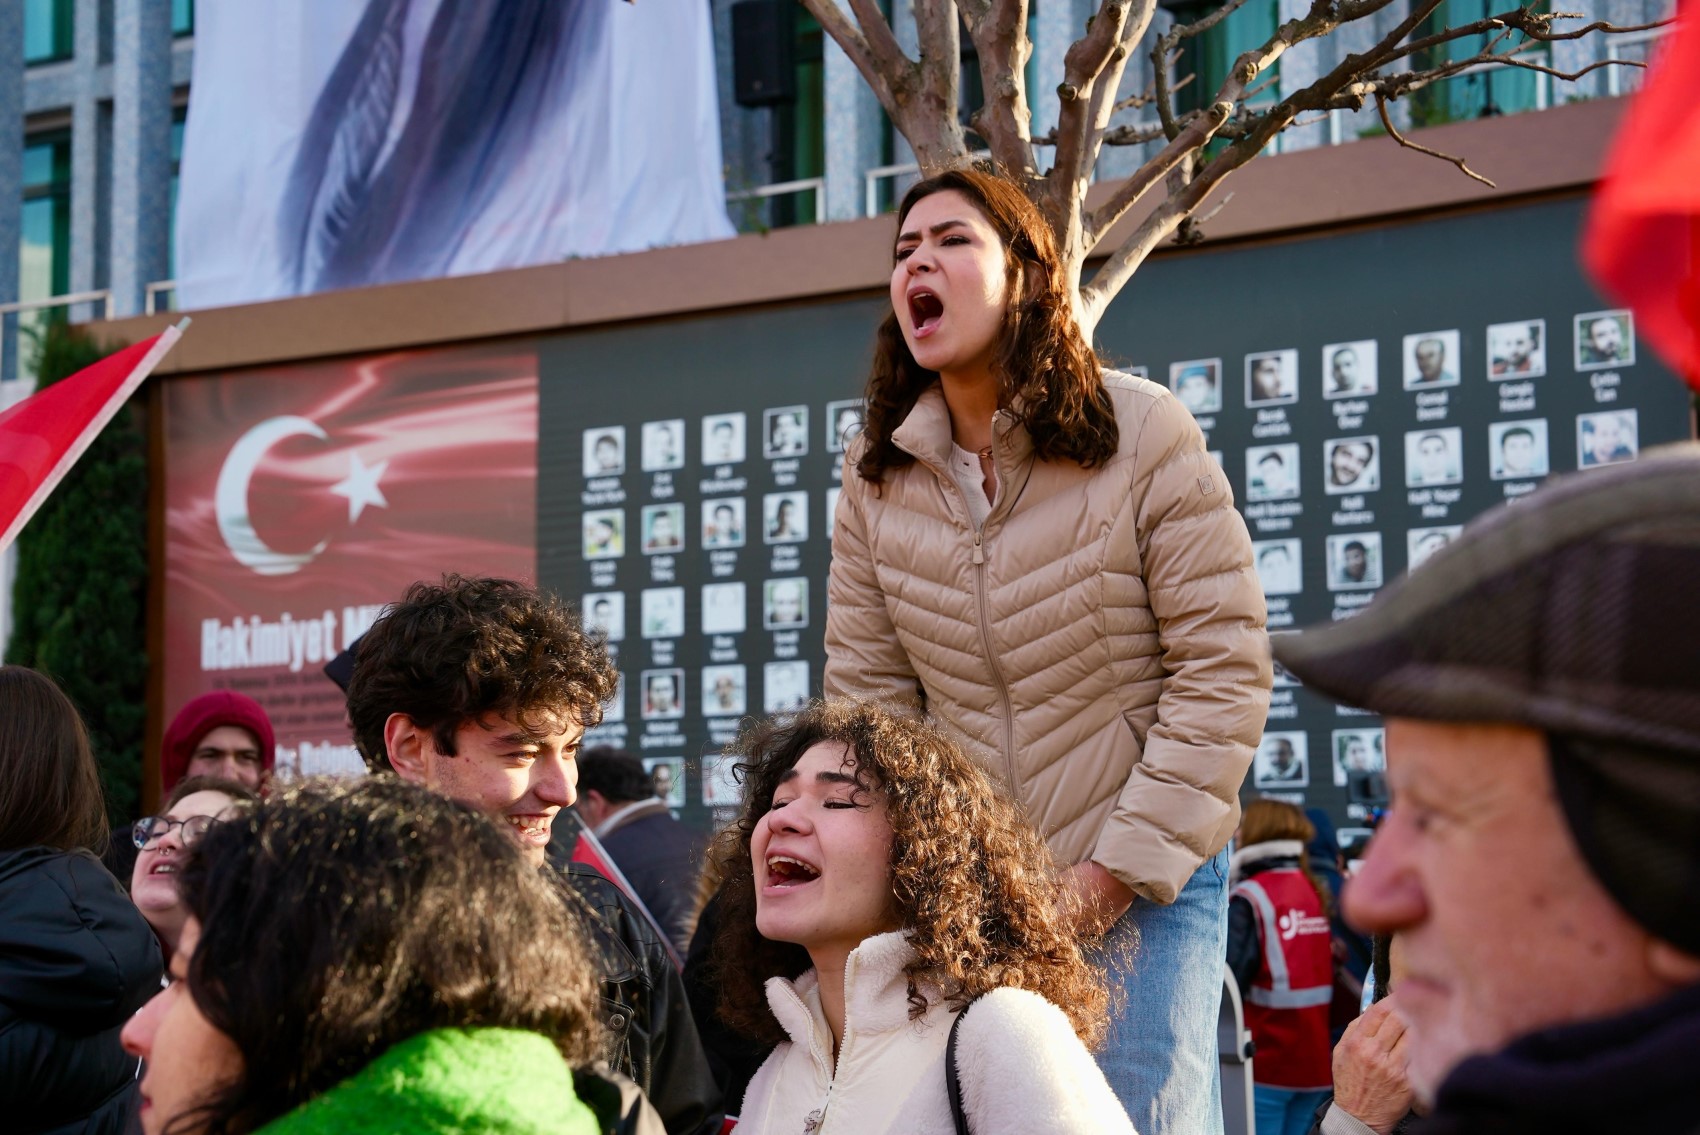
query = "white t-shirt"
(948, 442, 999, 530)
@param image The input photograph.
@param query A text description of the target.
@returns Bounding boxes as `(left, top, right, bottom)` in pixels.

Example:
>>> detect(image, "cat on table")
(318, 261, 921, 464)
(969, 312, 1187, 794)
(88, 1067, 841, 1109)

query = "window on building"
(165, 106, 188, 301)
(172, 0, 194, 37)
(17, 132, 73, 380)
(1164, 0, 1280, 140)
(1408, 0, 1547, 127)
(24, 0, 74, 65)
(772, 11, 825, 227)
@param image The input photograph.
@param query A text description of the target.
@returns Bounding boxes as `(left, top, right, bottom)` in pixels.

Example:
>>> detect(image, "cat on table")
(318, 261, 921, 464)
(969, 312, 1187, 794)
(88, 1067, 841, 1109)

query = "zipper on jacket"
(803, 951, 863, 1134)
(907, 414, 1024, 798)
(972, 530, 1019, 790)
(802, 1083, 833, 1133)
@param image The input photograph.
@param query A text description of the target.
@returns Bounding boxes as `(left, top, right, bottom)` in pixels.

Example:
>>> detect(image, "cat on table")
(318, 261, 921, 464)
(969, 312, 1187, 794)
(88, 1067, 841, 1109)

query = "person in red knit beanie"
(159, 690, 276, 795)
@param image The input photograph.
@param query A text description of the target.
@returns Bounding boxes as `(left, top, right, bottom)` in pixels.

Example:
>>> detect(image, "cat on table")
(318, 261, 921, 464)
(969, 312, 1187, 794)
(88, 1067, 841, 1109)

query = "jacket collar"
(256, 1028, 596, 1135)
(594, 797, 671, 839)
(1231, 839, 1305, 884)
(1427, 981, 1700, 1133)
(763, 931, 935, 1063)
(890, 383, 1035, 477)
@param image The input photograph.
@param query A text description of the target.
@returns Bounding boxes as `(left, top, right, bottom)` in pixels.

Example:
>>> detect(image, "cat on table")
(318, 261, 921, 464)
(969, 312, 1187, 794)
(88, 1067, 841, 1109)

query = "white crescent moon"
(216, 416, 330, 576)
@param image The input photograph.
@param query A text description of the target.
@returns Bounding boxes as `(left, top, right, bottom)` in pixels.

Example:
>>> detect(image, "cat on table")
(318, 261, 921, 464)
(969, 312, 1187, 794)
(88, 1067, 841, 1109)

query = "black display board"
(539, 298, 881, 828)
(539, 195, 1692, 841)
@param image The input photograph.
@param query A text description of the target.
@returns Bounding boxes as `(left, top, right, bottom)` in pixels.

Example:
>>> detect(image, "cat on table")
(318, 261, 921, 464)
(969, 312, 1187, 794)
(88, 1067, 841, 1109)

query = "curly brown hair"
(1240, 798, 1334, 919)
(857, 167, 1118, 485)
(171, 776, 605, 1134)
(711, 699, 1108, 1047)
(347, 575, 617, 772)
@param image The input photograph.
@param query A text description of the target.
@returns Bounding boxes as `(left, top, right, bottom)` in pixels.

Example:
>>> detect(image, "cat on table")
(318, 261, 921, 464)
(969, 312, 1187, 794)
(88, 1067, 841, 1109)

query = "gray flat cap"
(1275, 442, 1700, 953)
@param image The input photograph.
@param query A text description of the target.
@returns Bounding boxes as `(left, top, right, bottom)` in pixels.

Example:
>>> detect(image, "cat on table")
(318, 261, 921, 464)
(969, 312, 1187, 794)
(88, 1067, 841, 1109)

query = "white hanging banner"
(175, 0, 734, 308)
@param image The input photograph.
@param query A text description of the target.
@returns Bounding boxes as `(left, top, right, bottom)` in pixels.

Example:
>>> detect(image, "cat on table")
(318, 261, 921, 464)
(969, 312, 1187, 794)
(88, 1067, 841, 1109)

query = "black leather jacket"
(0, 847, 163, 1135)
(552, 861, 723, 1135)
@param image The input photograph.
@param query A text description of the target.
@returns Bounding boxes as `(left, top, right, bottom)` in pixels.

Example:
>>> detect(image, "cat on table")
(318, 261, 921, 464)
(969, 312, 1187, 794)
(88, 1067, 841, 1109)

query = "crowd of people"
(3, 168, 1698, 1135)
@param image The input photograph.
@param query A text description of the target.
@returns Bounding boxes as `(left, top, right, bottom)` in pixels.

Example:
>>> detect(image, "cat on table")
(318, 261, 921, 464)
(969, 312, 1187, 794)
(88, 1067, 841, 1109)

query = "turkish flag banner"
(0, 327, 183, 551)
(1584, 8, 1700, 390)
(161, 344, 538, 778)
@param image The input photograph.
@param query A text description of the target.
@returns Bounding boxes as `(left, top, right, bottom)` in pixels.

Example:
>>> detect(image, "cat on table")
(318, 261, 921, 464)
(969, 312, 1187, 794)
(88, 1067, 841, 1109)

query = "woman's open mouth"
(908, 289, 944, 337)
(765, 855, 822, 889)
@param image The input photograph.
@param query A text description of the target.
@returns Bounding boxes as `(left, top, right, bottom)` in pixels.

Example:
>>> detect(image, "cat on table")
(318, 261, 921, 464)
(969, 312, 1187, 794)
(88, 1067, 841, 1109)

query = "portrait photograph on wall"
(1322, 340, 1378, 398)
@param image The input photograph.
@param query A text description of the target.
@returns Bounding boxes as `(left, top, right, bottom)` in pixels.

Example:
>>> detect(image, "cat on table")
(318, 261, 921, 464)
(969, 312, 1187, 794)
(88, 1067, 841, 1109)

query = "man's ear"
(384, 713, 431, 784)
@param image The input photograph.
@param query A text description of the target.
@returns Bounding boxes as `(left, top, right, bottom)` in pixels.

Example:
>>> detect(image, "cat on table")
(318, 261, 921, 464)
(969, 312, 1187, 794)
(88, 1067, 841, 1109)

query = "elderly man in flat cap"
(1276, 443, 1700, 1134)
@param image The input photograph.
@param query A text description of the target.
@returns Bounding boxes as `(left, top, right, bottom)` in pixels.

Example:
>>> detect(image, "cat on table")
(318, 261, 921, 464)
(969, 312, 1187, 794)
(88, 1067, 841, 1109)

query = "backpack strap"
(946, 997, 979, 1135)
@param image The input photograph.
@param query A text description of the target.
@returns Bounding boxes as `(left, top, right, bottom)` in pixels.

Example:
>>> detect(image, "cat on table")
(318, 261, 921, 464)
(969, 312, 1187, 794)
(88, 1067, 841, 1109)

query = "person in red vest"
(1229, 799, 1336, 1135)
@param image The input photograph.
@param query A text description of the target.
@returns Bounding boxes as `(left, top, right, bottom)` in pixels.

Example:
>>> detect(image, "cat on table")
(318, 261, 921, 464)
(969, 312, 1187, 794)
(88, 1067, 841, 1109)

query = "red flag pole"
(0, 320, 187, 552)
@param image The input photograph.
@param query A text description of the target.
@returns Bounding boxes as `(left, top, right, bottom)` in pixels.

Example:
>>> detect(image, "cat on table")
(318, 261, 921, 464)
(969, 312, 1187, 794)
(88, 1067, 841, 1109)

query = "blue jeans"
(1090, 846, 1230, 1135)
(1253, 1085, 1331, 1135)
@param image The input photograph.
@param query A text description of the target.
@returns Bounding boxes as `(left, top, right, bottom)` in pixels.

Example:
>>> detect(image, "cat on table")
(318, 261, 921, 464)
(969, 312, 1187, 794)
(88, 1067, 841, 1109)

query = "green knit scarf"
(256, 1028, 599, 1135)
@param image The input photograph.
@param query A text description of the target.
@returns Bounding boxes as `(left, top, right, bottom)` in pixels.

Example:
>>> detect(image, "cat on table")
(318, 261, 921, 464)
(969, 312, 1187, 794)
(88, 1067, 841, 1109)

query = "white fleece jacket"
(734, 931, 1136, 1135)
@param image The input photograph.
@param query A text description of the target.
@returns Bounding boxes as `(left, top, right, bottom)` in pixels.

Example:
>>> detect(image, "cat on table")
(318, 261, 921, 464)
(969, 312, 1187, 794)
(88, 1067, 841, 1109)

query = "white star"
(329, 451, 389, 524)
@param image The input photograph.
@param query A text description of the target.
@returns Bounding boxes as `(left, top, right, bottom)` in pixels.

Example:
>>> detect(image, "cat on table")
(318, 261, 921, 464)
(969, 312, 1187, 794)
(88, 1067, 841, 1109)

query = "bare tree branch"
(802, 0, 921, 150)
(1080, 12, 1155, 176)
(962, 0, 1040, 181)
(826, 0, 1664, 332)
(1114, 77, 1183, 113)
(1376, 93, 1495, 186)
(799, 0, 903, 123)
(1082, 97, 1294, 326)
(1034, 118, 1180, 147)
(1173, 0, 1260, 42)
(1088, 101, 1231, 239)
(1052, 0, 1138, 202)
(912, 0, 970, 173)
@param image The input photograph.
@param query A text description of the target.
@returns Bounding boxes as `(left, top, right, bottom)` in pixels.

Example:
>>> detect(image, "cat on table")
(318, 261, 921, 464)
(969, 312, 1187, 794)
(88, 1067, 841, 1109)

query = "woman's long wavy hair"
(167, 777, 605, 1135)
(711, 699, 1108, 1047)
(857, 167, 1118, 484)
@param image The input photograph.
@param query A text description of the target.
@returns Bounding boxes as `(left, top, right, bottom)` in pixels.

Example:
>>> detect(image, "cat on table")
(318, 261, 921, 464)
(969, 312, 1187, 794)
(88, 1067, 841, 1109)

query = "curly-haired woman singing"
(713, 699, 1133, 1134)
(825, 167, 1270, 1134)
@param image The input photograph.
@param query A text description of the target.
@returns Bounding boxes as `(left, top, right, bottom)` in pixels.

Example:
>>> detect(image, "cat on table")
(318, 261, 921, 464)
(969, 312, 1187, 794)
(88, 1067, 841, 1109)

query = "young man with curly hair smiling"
(347, 575, 722, 1135)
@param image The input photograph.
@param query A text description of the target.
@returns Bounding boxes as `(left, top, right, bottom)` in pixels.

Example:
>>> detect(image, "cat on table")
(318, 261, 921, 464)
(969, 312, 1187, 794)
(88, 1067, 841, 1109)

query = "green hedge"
(8, 322, 148, 824)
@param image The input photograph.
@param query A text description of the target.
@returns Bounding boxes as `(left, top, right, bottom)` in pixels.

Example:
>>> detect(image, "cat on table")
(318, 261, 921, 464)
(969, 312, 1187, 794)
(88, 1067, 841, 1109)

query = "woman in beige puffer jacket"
(824, 168, 1271, 1135)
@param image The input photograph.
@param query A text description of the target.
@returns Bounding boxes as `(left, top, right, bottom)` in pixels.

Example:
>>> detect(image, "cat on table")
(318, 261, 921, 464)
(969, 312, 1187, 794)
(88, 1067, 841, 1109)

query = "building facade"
(0, 0, 1673, 649)
(1, 0, 1671, 370)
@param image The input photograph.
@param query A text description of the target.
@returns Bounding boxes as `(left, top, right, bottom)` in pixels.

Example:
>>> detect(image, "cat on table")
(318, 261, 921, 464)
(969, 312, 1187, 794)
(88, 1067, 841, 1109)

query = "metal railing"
(144, 279, 177, 315)
(864, 150, 997, 218)
(0, 289, 115, 321)
(0, 291, 116, 383)
(725, 177, 826, 227)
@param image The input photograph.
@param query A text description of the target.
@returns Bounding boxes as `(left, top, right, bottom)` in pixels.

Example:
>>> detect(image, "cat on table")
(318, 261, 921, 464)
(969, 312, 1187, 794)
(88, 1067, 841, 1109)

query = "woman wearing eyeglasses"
(0, 665, 163, 1135)
(129, 776, 257, 957)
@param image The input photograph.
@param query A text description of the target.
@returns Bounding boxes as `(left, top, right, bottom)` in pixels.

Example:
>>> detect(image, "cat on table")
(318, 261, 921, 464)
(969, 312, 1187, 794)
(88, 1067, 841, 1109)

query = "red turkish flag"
(1584, 9, 1700, 389)
(161, 344, 538, 780)
(0, 327, 182, 551)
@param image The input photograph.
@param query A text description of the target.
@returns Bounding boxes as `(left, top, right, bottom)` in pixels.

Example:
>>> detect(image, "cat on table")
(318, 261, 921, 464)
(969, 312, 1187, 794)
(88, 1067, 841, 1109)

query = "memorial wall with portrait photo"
(527, 197, 1687, 836)
(155, 170, 1690, 836)
(538, 299, 879, 827)
(1098, 195, 1691, 834)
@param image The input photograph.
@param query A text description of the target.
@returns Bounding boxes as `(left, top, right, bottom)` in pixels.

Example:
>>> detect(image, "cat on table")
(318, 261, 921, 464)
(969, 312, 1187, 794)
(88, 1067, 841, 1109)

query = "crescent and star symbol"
(215, 415, 389, 576)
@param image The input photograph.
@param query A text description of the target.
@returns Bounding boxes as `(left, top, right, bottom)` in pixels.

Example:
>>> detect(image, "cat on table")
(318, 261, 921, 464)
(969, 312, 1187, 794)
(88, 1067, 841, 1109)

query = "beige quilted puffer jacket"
(825, 373, 1271, 903)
